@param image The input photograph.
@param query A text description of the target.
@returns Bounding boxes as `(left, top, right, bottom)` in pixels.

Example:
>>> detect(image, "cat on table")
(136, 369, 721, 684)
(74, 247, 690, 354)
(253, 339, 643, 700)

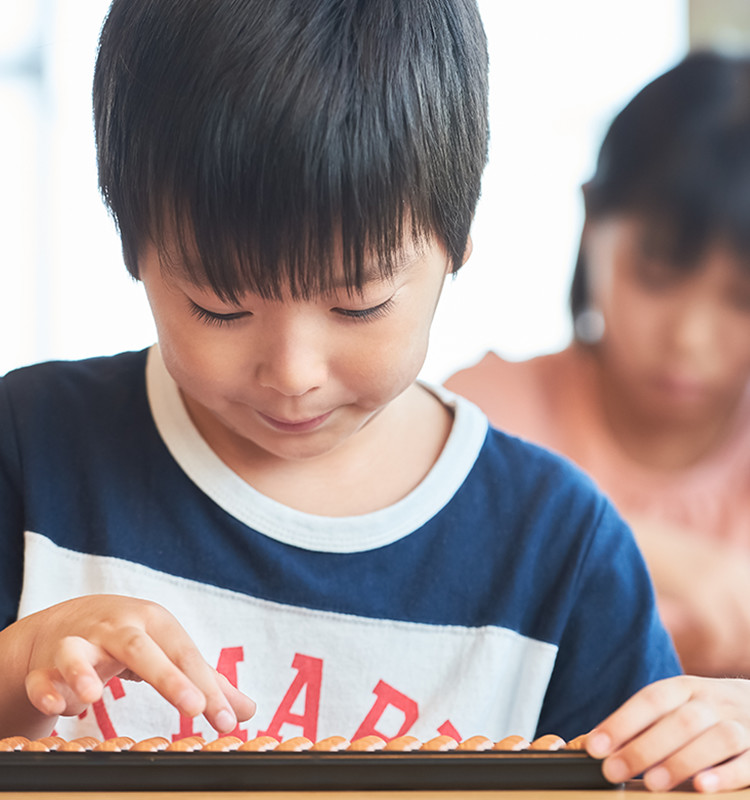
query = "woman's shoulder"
(444, 345, 585, 440)
(445, 346, 583, 392)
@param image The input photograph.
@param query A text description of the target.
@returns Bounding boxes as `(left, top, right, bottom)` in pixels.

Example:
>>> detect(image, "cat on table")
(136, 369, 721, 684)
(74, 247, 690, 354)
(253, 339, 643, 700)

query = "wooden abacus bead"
(421, 735, 458, 752)
(348, 735, 386, 752)
(238, 736, 279, 752)
(131, 737, 171, 752)
(94, 737, 135, 752)
(311, 736, 350, 751)
(493, 734, 529, 751)
(275, 737, 313, 752)
(201, 736, 243, 752)
(529, 734, 565, 751)
(21, 741, 49, 752)
(457, 735, 493, 751)
(564, 733, 588, 750)
(166, 736, 205, 752)
(0, 737, 30, 752)
(22, 736, 65, 752)
(383, 735, 421, 751)
(59, 737, 102, 752)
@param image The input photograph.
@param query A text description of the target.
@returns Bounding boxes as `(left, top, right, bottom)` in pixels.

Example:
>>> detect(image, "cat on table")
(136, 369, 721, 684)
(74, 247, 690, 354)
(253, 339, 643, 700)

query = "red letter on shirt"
(90, 677, 126, 739)
(352, 680, 418, 741)
(258, 653, 323, 742)
(438, 719, 462, 742)
(173, 646, 247, 741)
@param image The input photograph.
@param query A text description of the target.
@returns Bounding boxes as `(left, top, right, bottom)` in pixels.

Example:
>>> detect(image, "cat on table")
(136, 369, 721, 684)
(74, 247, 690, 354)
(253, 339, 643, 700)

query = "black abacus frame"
(0, 748, 615, 791)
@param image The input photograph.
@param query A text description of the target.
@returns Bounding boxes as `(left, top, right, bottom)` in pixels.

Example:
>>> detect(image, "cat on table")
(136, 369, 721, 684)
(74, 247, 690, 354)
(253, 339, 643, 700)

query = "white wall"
(0, 1, 687, 381)
(425, 0, 688, 382)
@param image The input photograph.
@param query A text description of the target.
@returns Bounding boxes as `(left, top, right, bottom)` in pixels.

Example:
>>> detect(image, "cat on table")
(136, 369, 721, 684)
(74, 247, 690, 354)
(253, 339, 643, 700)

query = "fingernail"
(695, 771, 720, 793)
(40, 693, 59, 715)
(215, 709, 236, 732)
(586, 730, 611, 757)
(603, 757, 628, 783)
(645, 766, 671, 792)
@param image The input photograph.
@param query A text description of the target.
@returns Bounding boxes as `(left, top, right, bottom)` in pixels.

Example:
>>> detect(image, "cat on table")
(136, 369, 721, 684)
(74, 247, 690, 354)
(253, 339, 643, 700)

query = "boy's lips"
(257, 410, 334, 433)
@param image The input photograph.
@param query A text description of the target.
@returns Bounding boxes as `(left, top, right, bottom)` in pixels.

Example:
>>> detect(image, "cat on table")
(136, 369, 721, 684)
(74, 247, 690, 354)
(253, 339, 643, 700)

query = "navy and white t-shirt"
(0, 347, 680, 743)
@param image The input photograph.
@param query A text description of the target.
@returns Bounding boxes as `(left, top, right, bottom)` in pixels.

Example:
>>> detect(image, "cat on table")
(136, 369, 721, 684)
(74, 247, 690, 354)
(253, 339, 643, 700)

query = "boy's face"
(139, 235, 454, 464)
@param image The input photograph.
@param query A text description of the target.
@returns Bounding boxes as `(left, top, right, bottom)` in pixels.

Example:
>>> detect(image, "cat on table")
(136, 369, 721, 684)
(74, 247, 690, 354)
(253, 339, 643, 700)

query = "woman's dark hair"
(93, 0, 489, 300)
(571, 50, 750, 324)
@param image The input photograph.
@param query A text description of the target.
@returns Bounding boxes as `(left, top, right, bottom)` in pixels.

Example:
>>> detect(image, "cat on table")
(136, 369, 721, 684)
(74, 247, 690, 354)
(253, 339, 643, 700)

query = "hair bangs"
(95, 0, 488, 300)
(143, 108, 434, 300)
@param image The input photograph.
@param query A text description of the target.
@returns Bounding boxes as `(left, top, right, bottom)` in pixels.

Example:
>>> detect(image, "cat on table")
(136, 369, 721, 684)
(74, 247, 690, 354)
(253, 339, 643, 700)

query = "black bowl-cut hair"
(571, 50, 750, 324)
(94, 0, 489, 301)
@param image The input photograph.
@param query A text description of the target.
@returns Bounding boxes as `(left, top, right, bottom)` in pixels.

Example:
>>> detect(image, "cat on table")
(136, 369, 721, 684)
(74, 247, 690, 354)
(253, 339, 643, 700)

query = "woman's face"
(584, 215, 750, 426)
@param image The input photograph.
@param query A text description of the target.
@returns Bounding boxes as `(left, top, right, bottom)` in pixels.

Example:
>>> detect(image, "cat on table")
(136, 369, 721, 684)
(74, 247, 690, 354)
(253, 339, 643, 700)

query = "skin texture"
(584, 216, 750, 471)
(3, 595, 255, 739)
(1, 233, 459, 738)
(445, 214, 750, 791)
(447, 214, 750, 678)
(630, 515, 750, 679)
(141, 236, 458, 515)
(583, 216, 750, 679)
(587, 676, 750, 793)
(11, 222, 750, 790)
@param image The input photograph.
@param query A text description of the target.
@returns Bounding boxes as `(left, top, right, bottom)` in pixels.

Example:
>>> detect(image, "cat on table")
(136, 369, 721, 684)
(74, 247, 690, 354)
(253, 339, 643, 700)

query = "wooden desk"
(2, 786, 750, 799)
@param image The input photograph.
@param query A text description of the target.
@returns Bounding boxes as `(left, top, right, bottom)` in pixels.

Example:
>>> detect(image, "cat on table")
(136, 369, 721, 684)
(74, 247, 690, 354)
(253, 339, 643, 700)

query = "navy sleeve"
(0, 374, 25, 629)
(535, 500, 682, 740)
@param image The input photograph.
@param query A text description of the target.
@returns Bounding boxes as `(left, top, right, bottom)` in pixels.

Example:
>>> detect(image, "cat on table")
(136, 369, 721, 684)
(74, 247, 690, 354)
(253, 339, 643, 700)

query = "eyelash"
(189, 298, 396, 326)
(188, 302, 248, 327)
(335, 297, 395, 322)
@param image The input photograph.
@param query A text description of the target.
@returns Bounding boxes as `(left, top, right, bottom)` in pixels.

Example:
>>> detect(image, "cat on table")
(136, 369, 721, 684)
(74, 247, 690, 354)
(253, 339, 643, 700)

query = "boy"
(1, 0, 750, 792)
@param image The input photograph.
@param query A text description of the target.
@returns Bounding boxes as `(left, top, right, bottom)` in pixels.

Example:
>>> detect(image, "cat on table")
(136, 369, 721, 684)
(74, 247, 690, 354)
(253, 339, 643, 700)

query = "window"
(1, 1, 687, 381)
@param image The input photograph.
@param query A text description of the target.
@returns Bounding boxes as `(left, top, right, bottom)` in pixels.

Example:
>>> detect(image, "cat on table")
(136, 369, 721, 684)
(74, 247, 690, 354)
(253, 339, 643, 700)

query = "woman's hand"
(630, 517, 750, 677)
(3, 595, 255, 738)
(587, 676, 750, 792)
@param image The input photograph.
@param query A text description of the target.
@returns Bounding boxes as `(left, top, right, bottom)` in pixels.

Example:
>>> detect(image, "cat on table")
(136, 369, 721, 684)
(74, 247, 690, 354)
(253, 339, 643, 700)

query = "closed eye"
(189, 301, 250, 327)
(334, 297, 395, 321)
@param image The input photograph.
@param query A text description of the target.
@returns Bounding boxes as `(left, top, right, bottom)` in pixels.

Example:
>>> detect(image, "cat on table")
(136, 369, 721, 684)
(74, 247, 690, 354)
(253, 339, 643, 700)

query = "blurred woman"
(446, 51, 750, 678)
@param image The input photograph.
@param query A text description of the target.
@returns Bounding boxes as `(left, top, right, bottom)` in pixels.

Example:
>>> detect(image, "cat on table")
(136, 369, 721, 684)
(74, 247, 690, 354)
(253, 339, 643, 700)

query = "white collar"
(146, 345, 488, 553)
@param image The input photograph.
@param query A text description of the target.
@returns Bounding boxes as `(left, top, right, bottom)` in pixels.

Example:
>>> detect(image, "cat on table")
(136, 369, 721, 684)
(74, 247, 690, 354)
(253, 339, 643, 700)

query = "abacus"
(0, 732, 614, 791)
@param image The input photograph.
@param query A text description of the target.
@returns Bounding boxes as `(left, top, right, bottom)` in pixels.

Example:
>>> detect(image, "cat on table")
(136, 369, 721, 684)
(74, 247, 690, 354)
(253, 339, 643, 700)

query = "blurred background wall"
(1, 1, 746, 383)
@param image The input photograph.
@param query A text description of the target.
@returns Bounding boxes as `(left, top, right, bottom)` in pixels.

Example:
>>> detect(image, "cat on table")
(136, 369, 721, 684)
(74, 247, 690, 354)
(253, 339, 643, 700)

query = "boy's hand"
(586, 676, 750, 792)
(18, 595, 256, 735)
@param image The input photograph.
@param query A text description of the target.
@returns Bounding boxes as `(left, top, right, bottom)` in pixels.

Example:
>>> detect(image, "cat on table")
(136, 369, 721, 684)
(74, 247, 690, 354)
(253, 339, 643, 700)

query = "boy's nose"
(255, 329, 328, 397)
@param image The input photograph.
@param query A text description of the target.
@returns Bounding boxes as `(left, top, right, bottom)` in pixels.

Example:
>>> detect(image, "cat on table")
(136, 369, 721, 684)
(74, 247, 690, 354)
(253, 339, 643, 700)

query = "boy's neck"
(182, 384, 454, 516)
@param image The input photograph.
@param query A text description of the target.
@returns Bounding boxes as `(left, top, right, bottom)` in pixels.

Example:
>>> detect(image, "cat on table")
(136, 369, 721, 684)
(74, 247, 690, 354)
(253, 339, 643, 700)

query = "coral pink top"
(445, 345, 750, 548)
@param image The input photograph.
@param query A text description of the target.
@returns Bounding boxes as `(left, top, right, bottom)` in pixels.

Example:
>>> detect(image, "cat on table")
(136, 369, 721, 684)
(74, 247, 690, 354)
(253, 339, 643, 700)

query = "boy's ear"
(459, 235, 473, 269)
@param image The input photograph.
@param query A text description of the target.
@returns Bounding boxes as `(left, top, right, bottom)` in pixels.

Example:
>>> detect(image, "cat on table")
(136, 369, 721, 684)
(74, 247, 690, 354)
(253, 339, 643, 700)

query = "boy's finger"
(111, 619, 242, 732)
(165, 646, 240, 733)
(694, 746, 750, 794)
(642, 720, 750, 792)
(101, 625, 208, 718)
(25, 668, 81, 717)
(587, 676, 694, 757)
(54, 636, 109, 704)
(605, 696, 720, 783)
(215, 670, 257, 721)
